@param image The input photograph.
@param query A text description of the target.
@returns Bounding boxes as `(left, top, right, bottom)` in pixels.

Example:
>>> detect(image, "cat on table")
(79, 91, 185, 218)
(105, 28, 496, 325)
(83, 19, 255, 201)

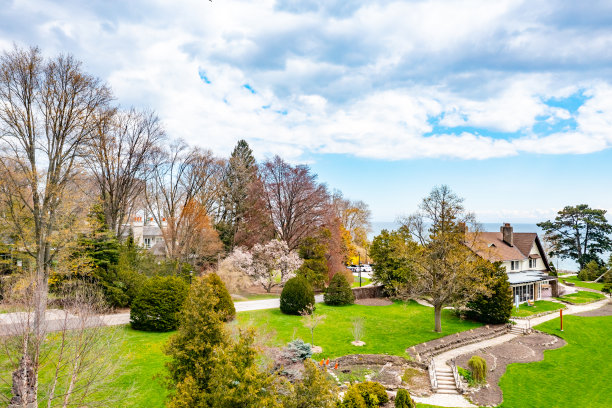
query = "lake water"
(370, 221, 579, 271)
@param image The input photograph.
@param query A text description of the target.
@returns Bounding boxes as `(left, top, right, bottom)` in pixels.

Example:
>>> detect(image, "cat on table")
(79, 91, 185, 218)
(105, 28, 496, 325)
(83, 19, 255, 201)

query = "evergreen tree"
(466, 262, 513, 324)
(538, 204, 612, 269)
(297, 236, 329, 289)
(218, 140, 258, 250)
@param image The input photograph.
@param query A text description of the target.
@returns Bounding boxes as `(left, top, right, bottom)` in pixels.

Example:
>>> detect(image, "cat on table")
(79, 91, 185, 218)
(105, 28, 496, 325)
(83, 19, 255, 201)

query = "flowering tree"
(226, 240, 302, 292)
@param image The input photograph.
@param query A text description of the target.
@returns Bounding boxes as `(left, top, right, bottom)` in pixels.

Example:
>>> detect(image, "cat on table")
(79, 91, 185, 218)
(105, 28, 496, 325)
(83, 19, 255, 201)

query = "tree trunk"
(434, 304, 442, 333)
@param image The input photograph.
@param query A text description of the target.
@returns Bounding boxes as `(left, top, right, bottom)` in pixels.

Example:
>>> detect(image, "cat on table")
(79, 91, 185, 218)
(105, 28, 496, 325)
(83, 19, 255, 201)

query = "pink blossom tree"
(226, 240, 302, 292)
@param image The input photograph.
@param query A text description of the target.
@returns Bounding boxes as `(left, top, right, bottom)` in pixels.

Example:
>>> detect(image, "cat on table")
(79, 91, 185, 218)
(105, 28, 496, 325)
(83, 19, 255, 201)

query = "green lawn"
(511, 300, 565, 317)
(1, 326, 172, 408)
(555, 290, 605, 304)
(236, 301, 482, 358)
(561, 276, 604, 291)
(352, 276, 371, 287)
(499, 315, 612, 408)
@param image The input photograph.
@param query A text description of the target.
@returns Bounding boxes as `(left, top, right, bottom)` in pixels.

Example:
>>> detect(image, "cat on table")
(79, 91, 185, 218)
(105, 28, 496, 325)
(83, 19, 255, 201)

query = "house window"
(529, 258, 537, 268)
(510, 261, 519, 271)
(144, 238, 151, 249)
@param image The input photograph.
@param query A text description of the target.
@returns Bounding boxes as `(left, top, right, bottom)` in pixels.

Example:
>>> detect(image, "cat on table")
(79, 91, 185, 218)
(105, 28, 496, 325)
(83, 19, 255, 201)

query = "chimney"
(458, 222, 467, 234)
(501, 223, 513, 246)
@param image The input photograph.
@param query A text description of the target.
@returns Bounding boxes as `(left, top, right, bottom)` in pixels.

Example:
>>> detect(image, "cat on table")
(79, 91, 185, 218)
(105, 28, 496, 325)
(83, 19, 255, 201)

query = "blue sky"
(2, 0, 612, 222)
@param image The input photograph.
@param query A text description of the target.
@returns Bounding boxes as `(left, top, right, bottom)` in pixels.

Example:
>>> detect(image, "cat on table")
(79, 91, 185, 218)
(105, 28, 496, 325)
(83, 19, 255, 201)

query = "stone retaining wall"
(351, 285, 385, 300)
(407, 324, 510, 363)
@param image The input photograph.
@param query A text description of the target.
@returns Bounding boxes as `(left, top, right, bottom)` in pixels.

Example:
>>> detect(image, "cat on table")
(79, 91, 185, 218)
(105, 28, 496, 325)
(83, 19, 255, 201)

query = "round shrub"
(280, 276, 315, 315)
(394, 389, 415, 408)
(354, 381, 389, 408)
(339, 384, 367, 408)
(324, 273, 355, 306)
(201, 272, 236, 321)
(468, 355, 487, 383)
(130, 276, 188, 332)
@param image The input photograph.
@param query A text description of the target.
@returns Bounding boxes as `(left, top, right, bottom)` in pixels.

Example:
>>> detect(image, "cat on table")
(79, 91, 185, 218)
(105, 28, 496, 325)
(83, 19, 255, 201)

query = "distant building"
(122, 216, 167, 256)
(466, 223, 559, 303)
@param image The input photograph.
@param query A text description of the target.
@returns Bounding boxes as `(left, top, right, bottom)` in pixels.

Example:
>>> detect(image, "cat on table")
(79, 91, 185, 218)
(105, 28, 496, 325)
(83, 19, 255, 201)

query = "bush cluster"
(324, 273, 355, 306)
(394, 389, 415, 408)
(577, 261, 605, 281)
(468, 355, 487, 383)
(280, 276, 315, 315)
(130, 276, 189, 332)
(339, 381, 389, 408)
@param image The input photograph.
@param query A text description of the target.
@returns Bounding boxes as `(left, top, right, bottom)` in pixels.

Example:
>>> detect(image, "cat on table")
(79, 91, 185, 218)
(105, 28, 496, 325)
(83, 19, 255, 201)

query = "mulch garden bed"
(453, 332, 566, 407)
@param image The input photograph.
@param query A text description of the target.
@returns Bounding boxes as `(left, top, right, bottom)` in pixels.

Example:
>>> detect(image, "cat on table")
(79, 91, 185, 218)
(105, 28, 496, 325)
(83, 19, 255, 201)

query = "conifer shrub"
(468, 355, 487, 383)
(466, 262, 512, 324)
(324, 273, 355, 306)
(339, 385, 367, 408)
(285, 339, 313, 362)
(280, 276, 315, 315)
(130, 276, 188, 332)
(201, 272, 236, 321)
(338, 382, 390, 408)
(394, 389, 415, 408)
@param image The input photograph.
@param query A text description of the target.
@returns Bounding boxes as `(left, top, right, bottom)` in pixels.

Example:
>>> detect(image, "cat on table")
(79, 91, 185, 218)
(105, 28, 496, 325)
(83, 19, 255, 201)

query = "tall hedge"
(280, 276, 314, 315)
(324, 273, 355, 305)
(130, 276, 188, 332)
(201, 272, 236, 321)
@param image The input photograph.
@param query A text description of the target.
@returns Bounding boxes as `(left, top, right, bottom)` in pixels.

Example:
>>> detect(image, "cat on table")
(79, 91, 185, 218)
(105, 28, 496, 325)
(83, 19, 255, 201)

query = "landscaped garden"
(236, 300, 482, 358)
(561, 275, 605, 291)
(510, 300, 565, 317)
(555, 290, 605, 304)
(499, 315, 612, 408)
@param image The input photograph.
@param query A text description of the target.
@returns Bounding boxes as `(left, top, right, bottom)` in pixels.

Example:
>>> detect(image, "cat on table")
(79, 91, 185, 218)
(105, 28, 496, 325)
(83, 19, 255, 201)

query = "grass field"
(499, 315, 612, 408)
(352, 276, 371, 287)
(236, 300, 482, 358)
(555, 290, 605, 304)
(561, 276, 605, 291)
(0, 326, 172, 408)
(511, 300, 565, 317)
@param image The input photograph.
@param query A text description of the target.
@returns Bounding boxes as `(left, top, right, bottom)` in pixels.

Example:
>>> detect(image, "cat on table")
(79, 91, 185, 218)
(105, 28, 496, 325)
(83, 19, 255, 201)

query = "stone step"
(437, 380, 456, 386)
(437, 376, 454, 381)
(437, 369, 453, 373)
(437, 389, 459, 395)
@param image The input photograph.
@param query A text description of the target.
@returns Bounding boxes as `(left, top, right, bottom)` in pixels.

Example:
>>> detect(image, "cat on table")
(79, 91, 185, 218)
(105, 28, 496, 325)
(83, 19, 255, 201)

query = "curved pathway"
(0, 294, 326, 334)
(414, 297, 610, 407)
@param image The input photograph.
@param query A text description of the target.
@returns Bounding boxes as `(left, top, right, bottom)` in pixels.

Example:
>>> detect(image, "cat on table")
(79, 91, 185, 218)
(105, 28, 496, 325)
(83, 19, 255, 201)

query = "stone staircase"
(509, 325, 526, 335)
(435, 365, 459, 395)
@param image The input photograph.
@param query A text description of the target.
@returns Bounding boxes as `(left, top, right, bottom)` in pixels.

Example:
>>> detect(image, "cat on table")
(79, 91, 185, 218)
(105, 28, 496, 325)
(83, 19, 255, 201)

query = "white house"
(467, 223, 559, 303)
(122, 216, 166, 256)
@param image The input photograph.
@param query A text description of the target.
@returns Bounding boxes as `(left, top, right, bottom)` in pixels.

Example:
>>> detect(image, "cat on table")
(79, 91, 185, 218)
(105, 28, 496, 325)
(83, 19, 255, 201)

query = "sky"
(2, 0, 612, 223)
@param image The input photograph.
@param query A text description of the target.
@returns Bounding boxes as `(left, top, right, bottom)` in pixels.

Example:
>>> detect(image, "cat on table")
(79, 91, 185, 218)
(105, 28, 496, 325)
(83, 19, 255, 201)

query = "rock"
(311, 345, 323, 353)
(351, 340, 366, 346)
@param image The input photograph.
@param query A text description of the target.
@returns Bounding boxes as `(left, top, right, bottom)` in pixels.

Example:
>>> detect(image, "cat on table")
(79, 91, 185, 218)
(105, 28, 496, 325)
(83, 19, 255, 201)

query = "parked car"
(361, 264, 373, 272)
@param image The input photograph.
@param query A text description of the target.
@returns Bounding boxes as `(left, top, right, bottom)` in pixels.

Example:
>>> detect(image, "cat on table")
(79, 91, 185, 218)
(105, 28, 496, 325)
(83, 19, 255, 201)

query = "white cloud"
(2, 0, 612, 160)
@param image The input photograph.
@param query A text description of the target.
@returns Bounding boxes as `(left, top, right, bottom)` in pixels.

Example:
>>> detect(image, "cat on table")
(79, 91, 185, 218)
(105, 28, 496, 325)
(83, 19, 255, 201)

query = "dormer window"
(488, 243, 496, 248)
(529, 258, 537, 268)
(510, 260, 519, 270)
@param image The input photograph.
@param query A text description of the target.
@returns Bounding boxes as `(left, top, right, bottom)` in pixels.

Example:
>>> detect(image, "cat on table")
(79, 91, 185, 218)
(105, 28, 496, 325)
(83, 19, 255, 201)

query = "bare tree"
(400, 185, 488, 333)
(0, 45, 112, 404)
(0, 276, 125, 407)
(260, 156, 329, 250)
(145, 140, 222, 270)
(86, 108, 165, 237)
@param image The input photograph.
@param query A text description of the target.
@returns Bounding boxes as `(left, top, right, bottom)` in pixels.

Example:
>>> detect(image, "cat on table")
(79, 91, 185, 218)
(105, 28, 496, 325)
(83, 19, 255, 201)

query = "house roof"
(466, 232, 527, 262)
(507, 270, 554, 285)
(466, 231, 551, 271)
